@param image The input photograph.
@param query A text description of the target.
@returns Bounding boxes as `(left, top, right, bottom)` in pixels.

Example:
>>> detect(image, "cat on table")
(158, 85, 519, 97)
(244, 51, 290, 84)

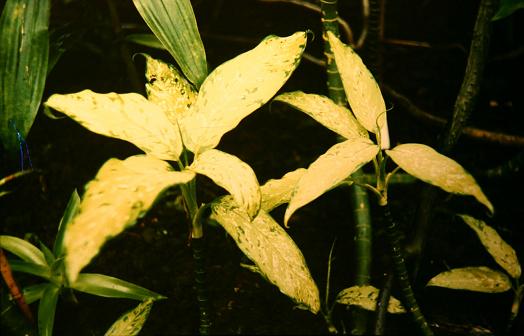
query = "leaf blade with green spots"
(336, 285, 406, 314)
(105, 299, 155, 336)
(427, 266, 512, 293)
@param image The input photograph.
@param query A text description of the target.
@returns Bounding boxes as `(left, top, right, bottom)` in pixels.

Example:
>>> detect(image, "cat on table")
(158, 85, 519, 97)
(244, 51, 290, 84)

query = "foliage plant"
(0, 190, 165, 336)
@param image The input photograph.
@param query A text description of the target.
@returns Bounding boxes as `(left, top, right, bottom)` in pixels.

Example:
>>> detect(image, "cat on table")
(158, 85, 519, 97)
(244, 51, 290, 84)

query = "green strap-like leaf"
(285, 138, 379, 226)
(126, 33, 166, 50)
(336, 285, 406, 314)
(261, 168, 307, 212)
(386, 143, 494, 214)
(274, 91, 368, 140)
(63, 155, 195, 282)
(492, 0, 524, 20)
(8, 259, 51, 279)
(327, 31, 390, 149)
(210, 196, 320, 313)
(44, 90, 183, 161)
(37, 284, 60, 336)
(0, 0, 50, 154)
(180, 32, 307, 154)
(53, 189, 81, 257)
(0, 235, 47, 266)
(459, 215, 521, 279)
(132, 0, 207, 88)
(105, 299, 154, 336)
(71, 274, 165, 301)
(426, 266, 512, 293)
(19, 283, 48, 305)
(189, 149, 261, 219)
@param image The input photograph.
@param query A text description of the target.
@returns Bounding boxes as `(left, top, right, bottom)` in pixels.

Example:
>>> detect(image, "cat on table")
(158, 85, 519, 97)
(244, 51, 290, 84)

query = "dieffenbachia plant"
(44, 31, 321, 313)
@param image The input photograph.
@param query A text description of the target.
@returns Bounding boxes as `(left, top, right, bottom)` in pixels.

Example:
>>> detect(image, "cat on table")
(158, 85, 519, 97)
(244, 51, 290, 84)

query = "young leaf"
(8, 260, 51, 279)
(386, 144, 494, 214)
(37, 284, 60, 336)
(105, 299, 154, 336)
(336, 285, 406, 314)
(273, 91, 368, 140)
(180, 32, 307, 154)
(0, 0, 50, 154)
(327, 31, 390, 149)
(45, 90, 183, 161)
(285, 138, 379, 226)
(261, 168, 307, 212)
(143, 54, 197, 125)
(71, 274, 165, 301)
(53, 189, 81, 257)
(427, 266, 512, 293)
(459, 215, 521, 279)
(132, 0, 207, 88)
(190, 149, 261, 219)
(126, 34, 166, 50)
(19, 283, 48, 305)
(63, 155, 195, 282)
(210, 196, 320, 313)
(0, 235, 47, 266)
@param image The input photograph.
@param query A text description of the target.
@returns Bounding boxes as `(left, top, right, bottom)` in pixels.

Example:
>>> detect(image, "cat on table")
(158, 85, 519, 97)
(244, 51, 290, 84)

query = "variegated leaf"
(273, 91, 367, 139)
(180, 32, 307, 154)
(285, 138, 379, 226)
(64, 155, 195, 282)
(386, 144, 494, 214)
(327, 32, 390, 149)
(336, 285, 406, 314)
(210, 196, 320, 313)
(261, 168, 307, 212)
(105, 299, 154, 336)
(459, 215, 521, 279)
(189, 149, 261, 219)
(45, 90, 183, 161)
(427, 266, 512, 293)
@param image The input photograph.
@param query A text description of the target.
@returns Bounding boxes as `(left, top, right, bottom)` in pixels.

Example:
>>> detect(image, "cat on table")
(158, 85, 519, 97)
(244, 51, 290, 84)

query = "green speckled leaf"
(105, 299, 154, 336)
(336, 285, 406, 314)
(274, 91, 367, 139)
(285, 138, 378, 226)
(64, 155, 195, 282)
(427, 266, 512, 293)
(261, 168, 306, 212)
(190, 149, 261, 219)
(459, 215, 521, 279)
(45, 90, 183, 161)
(210, 196, 320, 313)
(180, 32, 307, 154)
(386, 144, 494, 214)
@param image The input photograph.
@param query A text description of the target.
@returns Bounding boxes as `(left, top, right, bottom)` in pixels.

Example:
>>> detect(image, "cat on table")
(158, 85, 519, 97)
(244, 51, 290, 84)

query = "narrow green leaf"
(54, 189, 81, 257)
(0, 0, 50, 154)
(44, 90, 183, 161)
(8, 259, 51, 279)
(210, 196, 320, 313)
(132, 0, 207, 87)
(104, 299, 154, 336)
(492, 0, 524, 20)
(261, 168, 307, 212)
(63, 155, 195, 282)
(427, 266, 512, 293)
(285, 138, 379, 226)
(0, 235, 47, 266)
(39, 242, 55, 266)
(336, 285, 406, 314)
(72, 274, 165, 301)
(386, 144, 494, 214)
(274, 91, 367, 140)
(37, 284, 60, 336)
(19, 283, 48, 305)
(190, 149, 261, 219)
(459, 215, 521, 279)
(327, 31, 390, 149)
(180, 32, 307, 154)
(126, 33, 166, 50)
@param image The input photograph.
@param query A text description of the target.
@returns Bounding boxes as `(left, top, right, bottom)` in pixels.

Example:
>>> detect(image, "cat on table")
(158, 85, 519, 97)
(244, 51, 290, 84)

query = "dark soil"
(1, 0, 523, 335)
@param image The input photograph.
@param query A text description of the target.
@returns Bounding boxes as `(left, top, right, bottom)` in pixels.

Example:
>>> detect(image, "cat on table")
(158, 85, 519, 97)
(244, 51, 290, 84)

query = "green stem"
(191, 236, 211, 334)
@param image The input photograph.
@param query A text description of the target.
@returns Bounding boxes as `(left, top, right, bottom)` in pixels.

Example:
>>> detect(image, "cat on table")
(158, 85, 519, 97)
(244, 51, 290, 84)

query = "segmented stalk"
(191, 237, 210, 334)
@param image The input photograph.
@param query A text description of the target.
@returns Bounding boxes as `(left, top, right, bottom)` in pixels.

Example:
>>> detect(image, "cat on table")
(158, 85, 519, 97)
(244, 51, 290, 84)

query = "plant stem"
(373, 271, 394, 335)
(191, 236, 211, 335)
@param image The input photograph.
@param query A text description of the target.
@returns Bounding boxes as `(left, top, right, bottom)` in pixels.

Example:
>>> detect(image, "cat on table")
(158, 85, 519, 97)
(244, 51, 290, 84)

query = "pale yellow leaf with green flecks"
(327, 32, 390, 149)
(144, 55, 197, 125)
(64, 155, 195, 283)
(261, 168, 307, 212)
(180, 32, 307, 154)
(210, 196, 320, 313)
(274, 91, 368, 140)
(459, 215, 521, 279)
(45, 90, 182, 161)
(189, 149, 261, 219)
(386, 144, 494, 214)
(427, 266, 512, 293)
(336, 285, 406, 314)
(284, 138, 378, 227)
(105, 299, 154, 336)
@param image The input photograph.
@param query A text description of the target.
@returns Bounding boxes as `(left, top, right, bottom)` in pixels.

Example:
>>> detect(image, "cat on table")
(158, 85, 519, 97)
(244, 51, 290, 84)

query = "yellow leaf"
(261, 168, 307, 212)
(64, 155, 195, 282)
(336, 285, 406, 314)
(386, 143, 494, 214)
(105, 299, 154, 336)
(45, 90, 183, 161)
(427, 266, 512, 293)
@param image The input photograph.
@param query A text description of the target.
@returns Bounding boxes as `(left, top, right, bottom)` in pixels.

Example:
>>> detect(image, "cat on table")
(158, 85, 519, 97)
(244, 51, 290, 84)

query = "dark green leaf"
(492, 0, 524, 20)
(37, 284, 60, 336)
(53, 189, 80, 257)
(126, 33, 166, 50)
(39, 242, 55, 266)
(8, 259, 51, 279)
(20, 283, 48, 304)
